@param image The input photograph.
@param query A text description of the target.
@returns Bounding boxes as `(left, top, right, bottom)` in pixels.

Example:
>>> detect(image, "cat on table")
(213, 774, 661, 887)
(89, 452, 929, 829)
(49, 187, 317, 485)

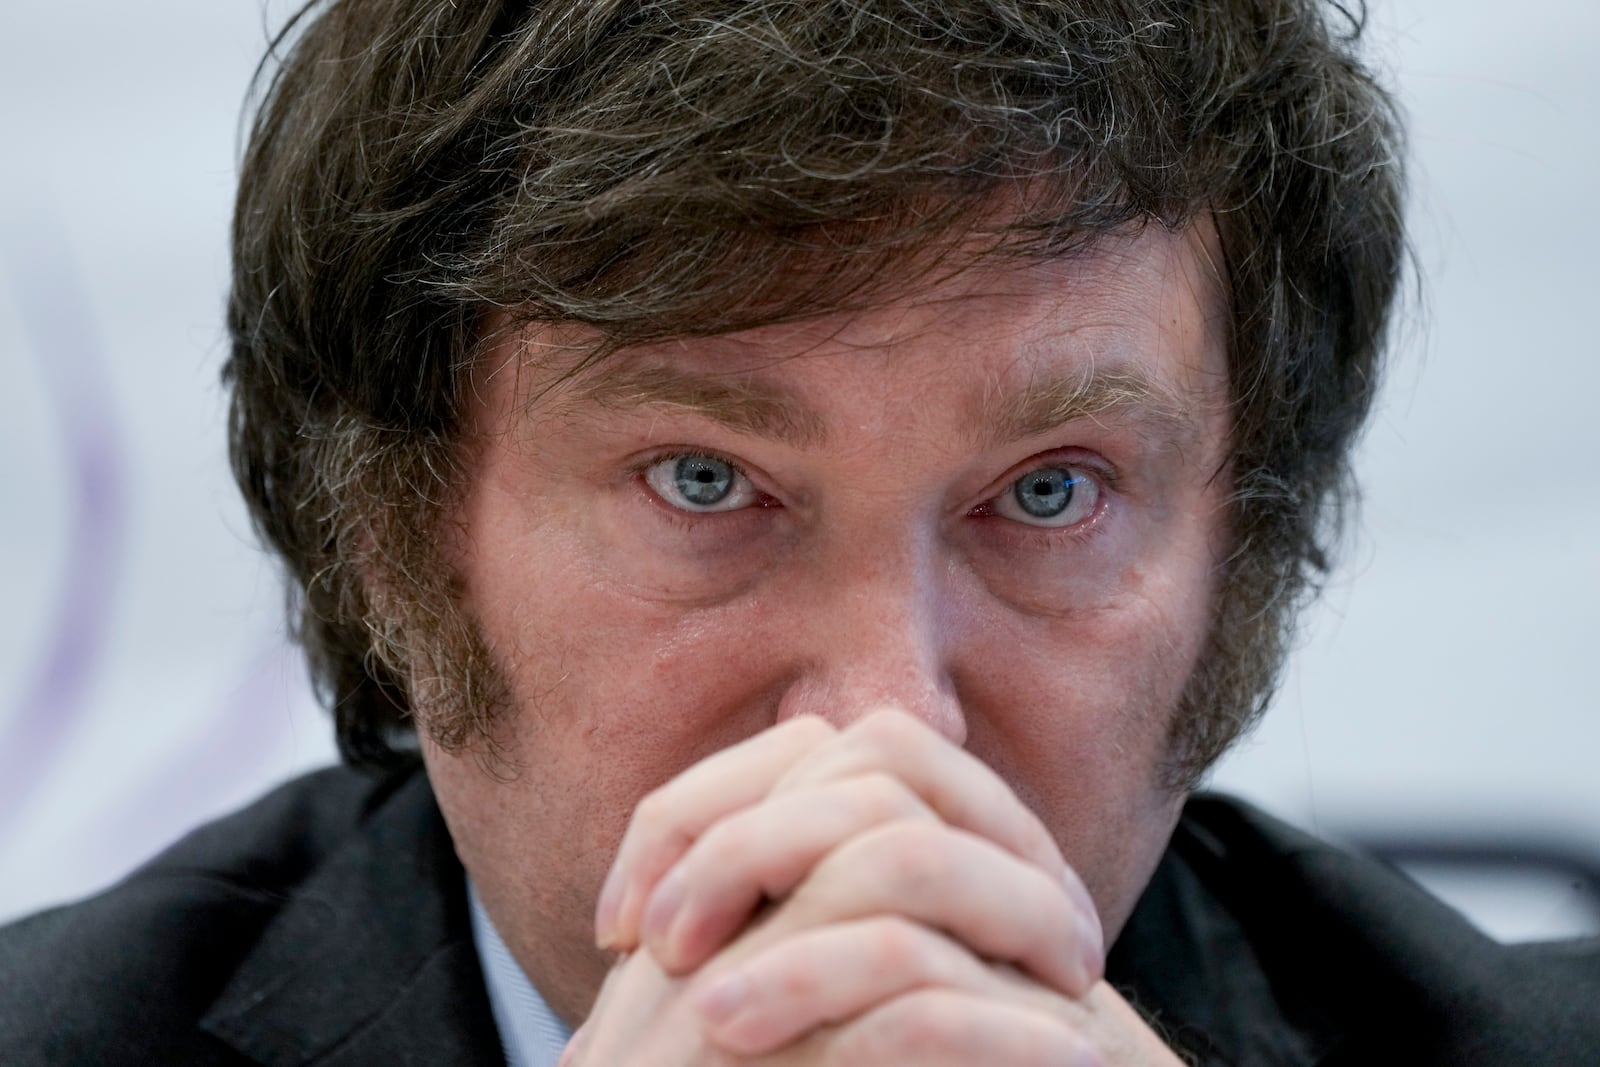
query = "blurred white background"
(2, 1, 1596, 937)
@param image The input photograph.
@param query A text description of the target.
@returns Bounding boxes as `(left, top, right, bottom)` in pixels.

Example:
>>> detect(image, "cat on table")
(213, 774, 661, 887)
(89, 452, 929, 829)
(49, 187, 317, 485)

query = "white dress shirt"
(469, 879, 575, 1067)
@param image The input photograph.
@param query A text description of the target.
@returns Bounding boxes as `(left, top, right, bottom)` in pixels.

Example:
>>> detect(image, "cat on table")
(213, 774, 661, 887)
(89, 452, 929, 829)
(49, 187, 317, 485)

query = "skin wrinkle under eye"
(611, 438, 1114, 636)
(626, 448, 1123, 633)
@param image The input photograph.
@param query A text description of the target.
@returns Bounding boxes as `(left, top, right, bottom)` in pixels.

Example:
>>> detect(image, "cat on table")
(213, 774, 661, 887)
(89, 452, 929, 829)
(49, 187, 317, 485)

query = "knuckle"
(768, 948, 826, 1003)
(852, 706, 923, 749)
(852, 771, 928, 823)
(786, 713, 838, 745)
(863, 916, 932, 976)
(630, 787, 674, 830)
(872, 822, 954, 889)
(628, 788, 688, 852)
(694, 812, 752, 868)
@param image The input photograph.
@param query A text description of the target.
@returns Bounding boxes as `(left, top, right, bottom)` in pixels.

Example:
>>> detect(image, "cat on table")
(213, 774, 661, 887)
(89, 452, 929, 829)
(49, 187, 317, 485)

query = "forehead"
(483, 221, 1230, 448)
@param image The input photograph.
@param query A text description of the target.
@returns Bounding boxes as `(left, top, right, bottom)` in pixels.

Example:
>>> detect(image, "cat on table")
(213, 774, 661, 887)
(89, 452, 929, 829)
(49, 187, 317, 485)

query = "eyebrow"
(567, 355, 1200, 454)
(975, 364, 1202, 453)
(569, 361, 829, 448)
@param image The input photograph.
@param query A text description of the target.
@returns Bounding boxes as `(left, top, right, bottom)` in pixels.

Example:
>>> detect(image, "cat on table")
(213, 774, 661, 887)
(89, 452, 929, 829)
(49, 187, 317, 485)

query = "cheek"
(970, 586, 1196, 789)
(960, 564, 1207, 901)
(470, 515, 791, 807)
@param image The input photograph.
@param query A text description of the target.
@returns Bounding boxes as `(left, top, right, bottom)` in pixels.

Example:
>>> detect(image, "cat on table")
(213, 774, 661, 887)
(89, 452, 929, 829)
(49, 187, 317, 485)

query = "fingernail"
(641, 866, 685, 948)
(1063, 872, 1103, 949)
(1080, 911, 1106, 985)
(1062, 867, 1096, 921)
(696, 971, 749, 1025)
(595, 867, 624, 948)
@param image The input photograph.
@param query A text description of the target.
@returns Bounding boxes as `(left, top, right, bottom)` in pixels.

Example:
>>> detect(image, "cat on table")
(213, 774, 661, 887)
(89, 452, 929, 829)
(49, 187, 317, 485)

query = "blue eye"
(644, 454, 759, 513)
(993, 466, 1099, 527)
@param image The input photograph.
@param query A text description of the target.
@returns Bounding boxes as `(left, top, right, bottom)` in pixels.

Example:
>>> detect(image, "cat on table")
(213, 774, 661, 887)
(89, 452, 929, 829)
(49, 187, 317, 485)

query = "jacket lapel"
(1108, 797, 1347, 1067)
(198, 772, 506, 1065)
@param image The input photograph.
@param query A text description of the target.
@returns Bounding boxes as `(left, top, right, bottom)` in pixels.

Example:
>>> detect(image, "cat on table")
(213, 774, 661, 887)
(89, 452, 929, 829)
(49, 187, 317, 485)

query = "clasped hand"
(559, 710, 1183, 1066)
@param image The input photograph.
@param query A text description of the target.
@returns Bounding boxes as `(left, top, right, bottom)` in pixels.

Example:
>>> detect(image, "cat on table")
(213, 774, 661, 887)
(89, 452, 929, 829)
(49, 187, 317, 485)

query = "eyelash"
(633, 447, 1118, 539)
(969, 457, 1118, 542)
(632, 448, 776, 524)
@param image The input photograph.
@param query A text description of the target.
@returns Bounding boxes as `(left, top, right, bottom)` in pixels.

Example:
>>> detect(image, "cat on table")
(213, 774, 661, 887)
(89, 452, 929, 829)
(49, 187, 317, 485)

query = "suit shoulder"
(0, 764, 414, 1064)
(1175, 792, 1600, 1065)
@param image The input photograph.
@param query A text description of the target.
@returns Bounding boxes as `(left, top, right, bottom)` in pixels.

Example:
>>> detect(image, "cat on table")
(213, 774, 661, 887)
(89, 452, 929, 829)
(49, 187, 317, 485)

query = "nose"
(773, 530, 967, 746)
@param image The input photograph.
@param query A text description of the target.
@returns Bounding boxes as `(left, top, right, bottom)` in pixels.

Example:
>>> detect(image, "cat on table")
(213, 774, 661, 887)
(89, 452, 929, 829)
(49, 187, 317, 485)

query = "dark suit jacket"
(2, 765, 1596, 1065)
(0, 769, 504, 1065)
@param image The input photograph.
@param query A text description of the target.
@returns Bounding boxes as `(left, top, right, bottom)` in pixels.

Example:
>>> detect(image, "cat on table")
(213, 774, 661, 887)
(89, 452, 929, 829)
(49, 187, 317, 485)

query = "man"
(2, 0, 1595, 1063)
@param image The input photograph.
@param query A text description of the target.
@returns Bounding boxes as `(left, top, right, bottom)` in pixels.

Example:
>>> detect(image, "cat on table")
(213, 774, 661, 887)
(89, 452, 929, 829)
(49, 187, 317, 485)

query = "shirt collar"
(468, 878, 575, 1067)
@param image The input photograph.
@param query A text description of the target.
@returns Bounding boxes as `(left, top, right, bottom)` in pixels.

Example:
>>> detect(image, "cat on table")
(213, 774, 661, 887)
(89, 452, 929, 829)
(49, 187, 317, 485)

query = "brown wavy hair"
(226, 0, 1406, 784)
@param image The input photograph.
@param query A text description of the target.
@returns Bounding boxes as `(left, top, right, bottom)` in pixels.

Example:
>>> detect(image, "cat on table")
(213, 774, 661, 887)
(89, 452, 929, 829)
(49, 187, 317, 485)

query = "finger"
(693, 916, 1014, 1055)
(555, 1022, 588, 1067)
(596, 714, 837, 949)
(817, 986, 1102, 1067)
(768, 819, 1104, 998)
(558, 952, 646, 1066)
(772, 709, 1078, 900)
(1058, 982, 1190, 1067)
(642, 772, 938, 972)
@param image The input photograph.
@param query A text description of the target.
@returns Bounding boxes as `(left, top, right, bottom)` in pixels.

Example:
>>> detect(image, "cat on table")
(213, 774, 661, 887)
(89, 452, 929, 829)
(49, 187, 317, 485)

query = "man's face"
(421, 224, 1233, 1023)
